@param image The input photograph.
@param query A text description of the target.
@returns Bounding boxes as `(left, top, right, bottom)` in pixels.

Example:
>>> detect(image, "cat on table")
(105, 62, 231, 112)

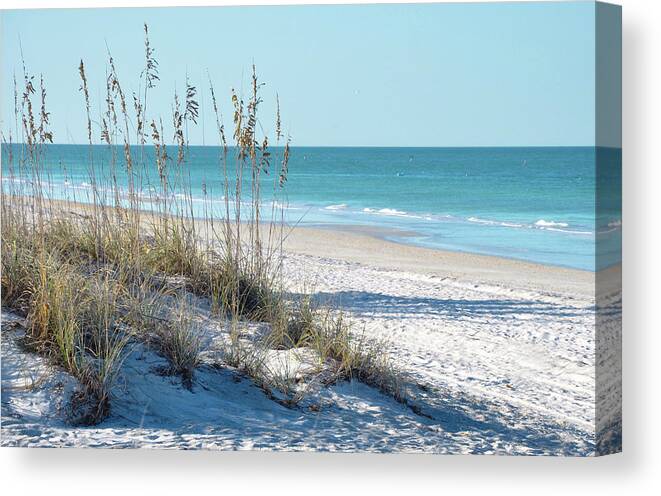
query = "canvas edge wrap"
(595, 0, 622, 456)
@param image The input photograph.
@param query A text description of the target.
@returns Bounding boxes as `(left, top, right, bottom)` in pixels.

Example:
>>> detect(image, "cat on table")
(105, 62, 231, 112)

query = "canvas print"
(0, 2, 621, 455)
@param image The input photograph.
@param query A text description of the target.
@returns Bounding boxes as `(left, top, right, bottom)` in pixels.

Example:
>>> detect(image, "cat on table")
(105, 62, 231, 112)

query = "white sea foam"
(467, 216, 523, 228)
(468, 216, 496, 225)
(534, 219, 569, 228)
(530, 219, 593, 235)
(542, 227, 592, 235)
(362, 207, 423, 219)
(1, 177, 28, 184)
(324, 203, 347, 210)
(377, 208, 408, 216)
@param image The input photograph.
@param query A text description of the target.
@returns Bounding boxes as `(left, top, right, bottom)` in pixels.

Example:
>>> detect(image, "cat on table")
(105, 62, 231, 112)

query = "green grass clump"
(0, 232, 129, 424)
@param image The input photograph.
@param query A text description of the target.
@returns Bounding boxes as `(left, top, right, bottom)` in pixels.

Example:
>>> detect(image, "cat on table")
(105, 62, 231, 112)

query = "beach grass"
(0, 24, 405, 423)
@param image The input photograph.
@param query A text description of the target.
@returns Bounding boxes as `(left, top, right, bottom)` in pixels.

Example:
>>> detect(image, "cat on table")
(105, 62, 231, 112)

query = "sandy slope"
(1, 224, 620, 455)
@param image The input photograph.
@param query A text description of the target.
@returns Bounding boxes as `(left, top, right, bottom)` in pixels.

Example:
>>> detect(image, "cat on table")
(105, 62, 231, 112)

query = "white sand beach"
(0, 221, 621, 455)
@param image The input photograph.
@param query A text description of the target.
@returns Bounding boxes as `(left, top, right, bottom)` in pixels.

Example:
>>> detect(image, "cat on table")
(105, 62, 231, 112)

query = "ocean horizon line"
(1, 142, 621, 150)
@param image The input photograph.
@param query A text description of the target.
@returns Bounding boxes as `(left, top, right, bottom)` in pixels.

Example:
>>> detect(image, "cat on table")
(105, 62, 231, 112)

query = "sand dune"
(1, 208, 620, 454)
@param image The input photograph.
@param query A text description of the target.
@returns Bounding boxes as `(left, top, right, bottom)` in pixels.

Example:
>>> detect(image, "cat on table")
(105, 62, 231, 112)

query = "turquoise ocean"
(1, 145, 621, 271)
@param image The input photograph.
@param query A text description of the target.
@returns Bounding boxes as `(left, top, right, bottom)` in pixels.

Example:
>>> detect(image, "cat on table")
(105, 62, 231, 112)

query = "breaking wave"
(534, 219, 569, 228)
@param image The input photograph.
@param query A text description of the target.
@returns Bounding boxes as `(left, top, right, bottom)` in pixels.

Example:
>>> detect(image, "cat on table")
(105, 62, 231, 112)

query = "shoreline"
(2, 178, 605, 273)
(278, 222, 598, 298)
(37, 197, 600, 298)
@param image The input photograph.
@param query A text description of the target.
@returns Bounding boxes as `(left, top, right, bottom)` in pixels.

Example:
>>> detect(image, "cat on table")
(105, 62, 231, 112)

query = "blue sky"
(1, 2, 597, 147)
